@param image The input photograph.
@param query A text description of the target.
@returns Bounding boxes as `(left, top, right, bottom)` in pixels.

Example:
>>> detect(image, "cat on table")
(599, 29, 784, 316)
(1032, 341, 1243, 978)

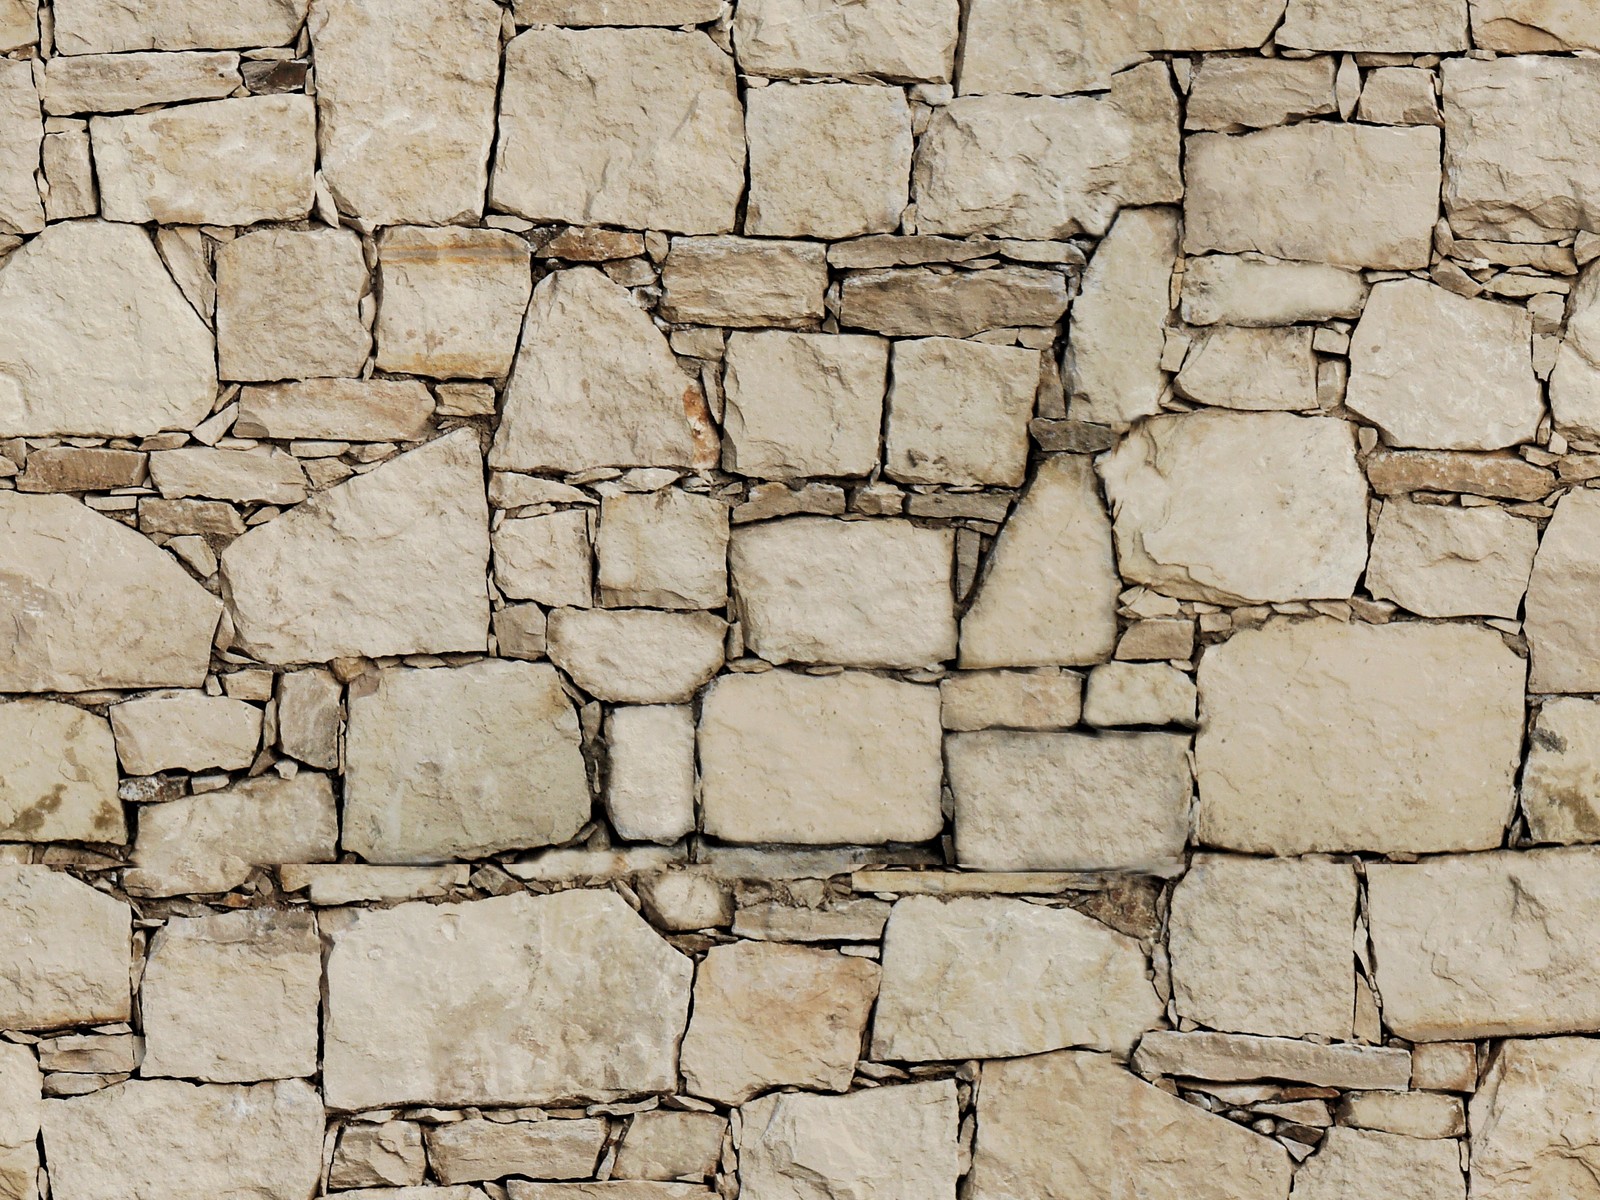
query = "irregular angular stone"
(0, 221, 216, 437)
(42, 1080, 323, 1200)
(1366, 499, 1537, 619)
(148, 448, 308, 505)
(547, 609, 724, 704)
(1102, 412, 1367, 604)
(1081, 662, 1196, 727)
(614, 1112, 725, 1182)
(54, 0, 305, 52)
(492, 270, 715, 473)
(109, 693, 261, 775)
(839, 264, 1069, 336)
(1196, 620, 1523, 855)
(0, 701, 121, 843)
(0, 60, 41, 237)
(1337, 1092, 1466, 1139)
(1469, 1037, 1600, 1200)
(1169, 856, 1356, 1040)
(1369, 849, 1600, 1039)
(0, 0, 30, 51)
(1174, 327, 1318, 411)
(1185, 125, 1439, 268)
(1549, 263, 1600, 440)
(311, 0, 500, 225)
(960, 455, 1118, 668)
(376, 227, 532, 378)
(493, 510, 592, 608)
(1181, 255, 1368, 326)
(221, 431, 490, 663)
(276, 668, 341, 771)
(1131, 1031, 1412, 1089)
(680, 943, 879, 1105)
(940, 669, 1082, 731)
(236, 380, 434, 442)
(492, 28, 744, 234)
(426, 1119, 606, 1185)
(0, 1043, 37, 1200)
(947, 731, 1190, 872)
(1358, 66, 1442, 126)
(1272, 1128, 1463, 1200)
(323, 891, 693, 1109)
(1278, 0, 1468, 50)
(731, 518, 955, 669)
(731, 0, 958, 81)
(1526, 489, 1600, 692)
(1522, 698, 1600, 844)
(0, 867, 129, 1029)
(16, 447, 146, 493)
(660, 237, 827, 328)
(597, 490, 727, 610)
(885, 337, 1036, 486)
(1471, 0, 1600, 49)
(331, 1122, 427, 1190)
(915, 63, 1181, 239)
(1185, 56, 1337, 131)
(140, 909, 320, 1083)
(873, 896, 1162, 1060)
(606, 706, 696, 844)
(42, 51, 239, 114)
(345, 661, 589, 863)
(92, 95, 314, 225)
(0, 493, 220, 692)
(968, 1051, 1292, 1200)
(699, 671, 942, 845)
(1365, 448, 1555, 501)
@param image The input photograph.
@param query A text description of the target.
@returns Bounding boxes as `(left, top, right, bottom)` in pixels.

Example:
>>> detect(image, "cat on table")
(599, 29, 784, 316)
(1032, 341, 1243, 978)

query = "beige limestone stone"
(1366, 499, 1537, 619)
(948, 731, 1190, 872)
(1523, 698, 1600, 844)
(1180, 255, 1368, 326)
(698, 671, 942, 845)
(0, 221, 216, 438)
(547, 608, 724, 703)
(0, 493, 220, 692)
(721, 332, 887, 480)
(838, 264, 1069, 336)
(1338, 1091, 1466, 1139)
(597, 490, 727, 610)
(660, 237, 828, 328)
(1411, 1044, 1479, 1094)
(509, 1187, 706, 1200)
(872, 895, 1162, 1060)
(1064, 206, 1177, 427)
(1081, 661, 1196, 727)
(605, 705, 696, 845)
(939, 669, 1083, 731)
(968, 1050, 1292, 1200)
(1290, 1128, 1464, 1200)
(739, 1082, 958, 1200)
(42, 51, 239, 114)
(614, 1112, 725, 1182)
(0, 1043, 36, 1200)
(0, 701, 121, 843)
(1131, 1030, 1411, 1089)
(1469, 1037, 1600, 1200)
(960, 455, 1119, 668)
(1366, 448, 1555, 501)
(1174, 326, 1318, 411)
(680, 943, 879, 1105)
(1358, 66, 1441, 125)
(310, 0, 500, 225)
(323, 890, 693, 1109)
(0, 867, 128, 1029)
(148, 448, 308, 505)
(493, 510, 592, 608)
(42, 126, 93, 224)
(1101, 412, 1367, 604)
(236, 380, 435, 443)
(915, 63, 1181, 239)
(0, 0, 30, 51)
(1196, 620, 1523, 854)
(1525, 489, 1600, 692)
(492, 28, 744, 234)
(731, 0, 958, 82)
(426, 1119, 607, 1185)
(0, 60, 40, 238)
(1471, 0, 1600, 49)
(276, 668, 341, 771)
(139, 909, 320, 1083)
(731, 518, 955, 669)
(54, 0, 306, 52)
(885, 337, 1036, 486)
(331, 1122, 427, 1190)
(492, 269, 715, 473)
(15, 447, 147, 494)
(92, 95, 314, 225)
(221, 431, 490, 664)
(517, 0, 720, 22)
(42, 1080, 324, 1200)
(1185, 125, 1439, 268)
(1185, 56, 1337, 131)
(1549, 261, 1600, 440)
(1278, 0, 1468, 49)
(109, 693, 260, 775)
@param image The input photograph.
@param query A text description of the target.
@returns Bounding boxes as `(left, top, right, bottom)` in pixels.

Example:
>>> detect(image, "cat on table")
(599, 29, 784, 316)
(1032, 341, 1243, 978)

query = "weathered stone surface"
(0, 0, 30, 51)
(838, 264, 1070, 336)
(885, 337, 1036, 486)
(236, 380, 434, 442)
(1365, 448, 1555, 501)
(42, 1080, 324, 1200)
(426, 1119, 607, 1185)
(1471, 0, 1600, 50)
(1174, 327, 1318, 411)
(493, 510, 591, 608)
(1185, 56, 1337, 131)
(699, 671, 942, 845)
(1549, 261, 1600, 440)
(0, 493, 220, 692)
(140, 909, 320, 1083)
(0, 60, 40, 237)
(1196, 620, 1523, 854)
(331, 1122, 427, 1190)
(605, 705, 695, 844)
(276, 668, 341, 771)
(509, 1186, 706, 1200)
(614, 1112, 725, 1182)
(1278, 0, 1468, 50)
(731, 0, 958, 82)
(1131, 1031, 1412, 1089)
(15, 447, 146, 493)
(0, 1043, 36, 1200)
(1359, 65, 1442, 125)
(948, 731, 1191, 872)
(221, 431, 490, 663)
(1290, 1128, 1464, 1200)
(42, 51, 239, 114)
(376, 227, 531, 378)
(1338, 1091, 1466, 1139)
(968, 1051, 1292, 1200)
(517, 0, 720, 22)
(660, 238, 828, 328)
(109, 693, 261, 775)
(0, 867, 129, 1029)
(311, 0, 500, 225)
(0, 701, 121, 843)
(345, 662, 588, 863)
(1369, 849, 1600, 1039)
(1469, 1037, 1600, 1200)
(1101, 413, 1367, 604)
(1081, 662, 1196, 727)
(597, 490, 727, 610)
(54, 0, 307, 52)
(323, 891, 693, 1109)
(1526, 489, 1600, 692)
(92, 95, 314, 225)
(940, 669, 1083, 731)
(1522, 698, 1600, 844)
(492, 28, 744, 234)
(547, 609, 725, 703)
(872, 896, 1162, 1060)
(149, 448, 308, 505)
(1185, 125, 1439, 268)
(1366, 499, 1537, 619)
(1180, 255, 1368, 326)
(960, 455, 1119, 668)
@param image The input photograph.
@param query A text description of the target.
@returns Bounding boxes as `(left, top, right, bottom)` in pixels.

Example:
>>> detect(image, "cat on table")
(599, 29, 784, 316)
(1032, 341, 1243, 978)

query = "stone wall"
(0, 0, 1593, 1197)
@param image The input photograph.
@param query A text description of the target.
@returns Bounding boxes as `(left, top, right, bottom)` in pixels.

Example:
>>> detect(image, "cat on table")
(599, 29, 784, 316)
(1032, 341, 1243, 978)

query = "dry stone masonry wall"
(0, 0, 1597, 1197)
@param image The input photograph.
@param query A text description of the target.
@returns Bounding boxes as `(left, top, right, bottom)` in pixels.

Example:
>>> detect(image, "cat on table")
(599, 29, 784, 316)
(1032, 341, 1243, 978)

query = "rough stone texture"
(1549, 260, 1600, 441)
(276, 669, 341, 771)
(546, 608, 725, 704)
(885, 337, 1037, 486)
(597, 490, 728, 610)
(1132, 1031, 1412, 1089)
(661, 238, 828, 328)
(492, 510, 592, 608)
(1290, 1128, 1466, 1200)
(53, 0, 308, 52)
(613, 1112, 725, 1182)
(426, 1119, 607, 1185)
(331, 1122, 428, 1190)
(0, 867, 129, 1030)
(940, 669, 1083, 731)
(1180, 255, 1368, 326)
(41, 50, 239, 114)
(148, 448, 308, 505)
(1525, 488, 1600, 692)
(109, 693, 261, 775)
(1522, 698, 1600, 844)
(0, 59, 41, 238)
(1185, 56, 1338, 131)
(605, 705, 696, 845)
(1279, 0, 1469, 49)
(0, 1044, 36, 1200)
(1366, 499, 1538, 619)
(0, 700, 122, 843)
(1469, 1037, 1600, 1200)
(235, 380, 435, 442)
(1174, 327, 1318, 411)
(1471, 0, 1600, 50)
(731, 0, 959, 82)
(838, 263, 1069, 336)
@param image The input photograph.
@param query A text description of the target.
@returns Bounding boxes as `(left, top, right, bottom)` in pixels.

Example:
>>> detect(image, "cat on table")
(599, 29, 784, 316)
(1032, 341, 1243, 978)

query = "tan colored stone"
(493, 510, 592, 607)
(1185, 56, 1337, 131)
(731, 0, 958, 82)
(426, 1119, 607, 1185)
(1278, 0, 1468, 50)
(1174, 327, 1318, 411)
(0, 867, 128, 1030)
(1131, 1031, 1411, 1089)
(1365, 448, 1555, 501)
(1337, 1091, 1466, 1139)
(1366, 499, 1537, 619)
(15, 447, 146, 493)
(1526, 489, 1600, 692)
(597, 490, 727, 610)
(236, 380, 435, 442)
(0, 701, 121, 843)
(54, 0, 305, 51)
(331, 1122, 427, 1190)
(1358, 66, 1441, 125)
(276, 668, 341, 771)
(1081, 661, 1196, 726)
(0, 0, 31, 51)
(1469, 1037, 1600, 1200)
(614, 1112, 725, 1182)
(885, 337, 1036, 486)
(109, 693, 260, 775)
(1411, 1042, 1478, 1093)
(42, 51, 239, 114)
(547, 608, 724, 704)
(0, 60, 41, 237)
(660, 237, 827, 328)
(1290, 1128, 1464, 1200)
(939, 669, 1082, 731)
(605, 705, 695, 844)
(838, 264, 1069, 336)
(44, 127, 93, 223)
(1180, 255, 1368, 326)
(1471, 0, 1600, 49)
(149, 448, 308, 505)
(510, 1187, 706, 1200)
(0, 1043, 36, 1200)
(376, 227, 532, 378)
(517, 0, 720, 22)
(1522, 698, 1600, 844)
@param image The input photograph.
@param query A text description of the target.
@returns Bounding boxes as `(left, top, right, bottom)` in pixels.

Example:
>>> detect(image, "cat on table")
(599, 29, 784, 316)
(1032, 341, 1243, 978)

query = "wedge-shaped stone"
(0, 493, 220, 692)
(1291, 1128, 1465, 1200)
(1522, 698, 1600, 844)
(886, 337, 1037, 486)
(345, 661, 589, 864)
(492, 28, 744, 234)
(1174, 327, 1318, 411)
(109, 693, 261, 775)
(0, 59, 41, 237)
(1185, 125, 1439, 268)
(960, 455, 1118, 668)
(1185, 56, 1337, 131)
(1369, 849, 1600, 1039)
(1181, 255, 1368, 326)
(0, 701, 121, 843)
(148, 447, 308, 505)
(915, 63, 1180, 239)
(1366, 499, 1537, 619)
(838, 264, 1069, 336)
(1101, 413, 1368, 604)
(42, 1080, 324, 1200)
(236, 380, 434, 442)
(1131, 1031, 1412, 1089)
(1471, 0, 1600, 50)
(377, 227, 532, 378)
(872, 896, 1162, 1060)
(969, 1051, 1292, 1200)
(1196, 620, 1523, 855)
(221, 431, 490, 663)
(0, 221, 216, 437)
(547, 608, 725, 704)
(492, 269, 715, 473)
(731, 0, 958, 82)
(699, 671, 942, 845)
(1278, 0, 1468, 50)
(1470, 1038, 1600, 1200)
(427, 1119, 607, 1185)
(323, 891, 693, 1109)
(53, 0, 307, 52)
(42, 50, 239, 114)
(0, 867, 129, 1029)
(948, 731, 1190, 872)
(1526, 489, 1600, 692)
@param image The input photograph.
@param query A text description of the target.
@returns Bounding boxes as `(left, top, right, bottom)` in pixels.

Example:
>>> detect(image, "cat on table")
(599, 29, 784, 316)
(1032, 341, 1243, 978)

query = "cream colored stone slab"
(109, 693, 261, 775)
(1469, 1037, 1600, 1200)
(1101, 412, 1367, 604)
(331, 1121, 427, 1189)
(92, 95, 314, 225)
(1185, 125, 1439, 268)
(614, 1112, 725, 1182)
(280, 864, 469, 905)
(1358, 66, 1441, 125)
(276, 668, 341, 771)
(1174, 326, 1318, 411)
(661, 237, 828, 328)
(885, 337, 1036, 486)
(731, 0, 958, 82)
(42, 51, 239, 114)
(948, 731, 1190, 872)
(221, 431, 490, 664)
(838, 264, 1069, 336)
(0, 867, 129, 1029)
(1081, 661, 1195, 727)
(0, 60, 41, 237)
(376, 227, 532, 378)
(1278, 0, 1468, 50)
(236, 380, 434, 442)
(517, 0, 720, 22)
(492, 28, 744, 234)
(148, 448, 308, 505)
(1290, 1128, 1464, 1200)
(1338, 1091, 1465, 1139)
(426, 1119, 607, 1185)
(0, 493, 220, 692)
(968, 1051, 1292, 1200)
(598, 490, 727, 610)
(54, 0, 306, 52)
(1196, 620, 1523, 855)
(0, 0, 31, 51)
(323, 891, 693, 1109)
(547, 608, 724, 704)
(1550, 262, 1600, 440)
(1523, 698, 1600, 844)
(493, 510, 592, 608)
(872, 895, 1162, 1060)
(1180, 255, 1368, 326)
(0, 701, 121, 843)
(42, 126, 95, 223)
(1366, 499, 1537, 619)
(1526, 489, 1600, 692)
(1471, 0, 1600, 49)
(0, 1043, 36, 1200)
(606, 705, 695, 844)
(698, 671, 942, 845)
(1131, 1031, 1411, 1089)
(939, 669, 1082, 731)
(509, 1187, 707, 1200)
(1185, 56, 1337, 131)
(344, 661, 589, 864)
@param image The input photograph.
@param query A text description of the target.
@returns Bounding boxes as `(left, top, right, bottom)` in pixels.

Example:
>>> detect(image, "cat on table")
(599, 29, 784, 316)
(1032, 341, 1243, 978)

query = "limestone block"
(493, 510, 592, 608)
(1288, 1128, 1465, 1200)
(613, 1112, 725, 1182)
(605, 706, 696, 845)
(1185, 56, 1337, 131)
(1469, 1037, 1600, 1200)
(1180, 255, 1368, 326)
(1173, 327, 1319, 412)
(597, 489, 727, 610)
(1278, 0, 1469, 50)
(0, 701, 122, 843)
(109, 693, 261, 775)
(660, 237, 828, 328)
(885, 337, 1037, 486)
(41, 51, 239, 114)
(426, 1119, 607, 1185)
(54, 0, 307, 52)
(0, 867, 129, 1030)
(1365, 499, 1537, 619)
(1526, 489, 1600, 692)
(731, 0, 958, 82)
(236, 380, 435, 443)
(148, 448, 308, 505)
(546, 608, 725, 703)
